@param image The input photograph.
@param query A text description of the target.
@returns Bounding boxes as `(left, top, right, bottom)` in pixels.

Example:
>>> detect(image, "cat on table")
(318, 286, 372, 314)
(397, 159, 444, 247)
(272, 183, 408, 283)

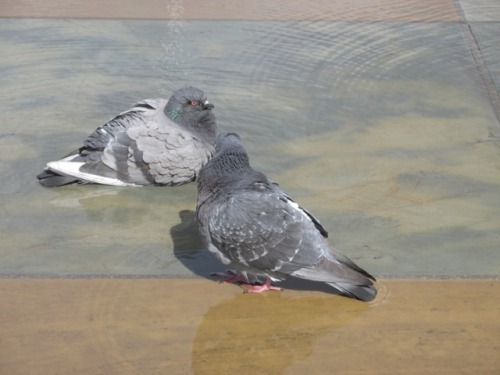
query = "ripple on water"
(206, 20, 483, 147)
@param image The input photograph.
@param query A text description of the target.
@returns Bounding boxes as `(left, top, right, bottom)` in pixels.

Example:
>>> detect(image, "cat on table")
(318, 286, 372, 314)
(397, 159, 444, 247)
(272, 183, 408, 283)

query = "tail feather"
(37, 170, 79, 187)
(327, 281, 377, 302)
(291, 249, 377, 302)
(42, 160, 137, 187)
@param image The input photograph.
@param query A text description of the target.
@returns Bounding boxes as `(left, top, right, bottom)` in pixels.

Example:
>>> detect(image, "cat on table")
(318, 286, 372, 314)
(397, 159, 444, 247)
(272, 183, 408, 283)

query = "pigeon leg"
(211, 269, 247, 284)
(211, 271, 282, 293)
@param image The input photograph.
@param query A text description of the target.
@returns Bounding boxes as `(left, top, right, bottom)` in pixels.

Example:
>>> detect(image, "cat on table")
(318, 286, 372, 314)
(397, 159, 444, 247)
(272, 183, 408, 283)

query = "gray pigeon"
(37, 86, 217, 187)
(196, 133, 377, 301)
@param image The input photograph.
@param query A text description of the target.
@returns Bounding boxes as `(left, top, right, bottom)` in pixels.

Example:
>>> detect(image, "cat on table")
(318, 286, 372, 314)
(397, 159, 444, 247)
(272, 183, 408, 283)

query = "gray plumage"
(37, 86, 217, 187)
(196, 133, 377, 301)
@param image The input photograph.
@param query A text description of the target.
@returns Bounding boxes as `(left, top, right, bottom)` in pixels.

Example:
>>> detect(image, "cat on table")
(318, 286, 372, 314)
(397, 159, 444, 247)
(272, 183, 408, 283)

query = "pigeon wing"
(207, 183, 324, 278)
(83, 98, 160, 151)
(126, 115, 215, 185)
(79, 99, 165, 185)
(270, 181, 328, 238)
(43, 100, 162, 186)
(207, 181, 375, 292)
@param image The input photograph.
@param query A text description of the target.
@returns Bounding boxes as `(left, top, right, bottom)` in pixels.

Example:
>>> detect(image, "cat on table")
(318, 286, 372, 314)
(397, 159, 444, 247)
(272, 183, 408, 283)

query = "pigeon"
(196, 132, 377, 301)
(37, 86, 217, 187)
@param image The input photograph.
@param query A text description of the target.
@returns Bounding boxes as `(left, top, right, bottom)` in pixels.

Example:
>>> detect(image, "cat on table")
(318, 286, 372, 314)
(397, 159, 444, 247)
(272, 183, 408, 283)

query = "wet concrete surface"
(0, 0, 500, 373)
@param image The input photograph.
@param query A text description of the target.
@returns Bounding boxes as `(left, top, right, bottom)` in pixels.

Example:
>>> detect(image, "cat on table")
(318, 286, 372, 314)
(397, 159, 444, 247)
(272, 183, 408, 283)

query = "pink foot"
(244, 278, 283, 294)
(211, 271, 282, 293)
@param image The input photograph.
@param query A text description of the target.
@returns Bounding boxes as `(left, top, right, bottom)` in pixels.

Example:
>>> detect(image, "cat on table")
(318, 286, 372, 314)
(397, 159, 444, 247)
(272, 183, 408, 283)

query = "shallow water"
(1, 15, 499, 278)
(1, 1, 500, 374)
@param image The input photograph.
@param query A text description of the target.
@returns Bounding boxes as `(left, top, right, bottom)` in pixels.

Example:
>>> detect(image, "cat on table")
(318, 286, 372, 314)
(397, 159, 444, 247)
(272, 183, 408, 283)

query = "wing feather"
(125, 114, 214, 185)
(83, 98, 161, 151)
(207, 186, 324, 278)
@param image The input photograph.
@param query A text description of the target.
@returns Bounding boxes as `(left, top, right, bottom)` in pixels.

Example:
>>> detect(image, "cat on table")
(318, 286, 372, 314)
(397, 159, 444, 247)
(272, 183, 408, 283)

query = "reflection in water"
(47, 185, 121, 209)
(191, 292, 369, 375)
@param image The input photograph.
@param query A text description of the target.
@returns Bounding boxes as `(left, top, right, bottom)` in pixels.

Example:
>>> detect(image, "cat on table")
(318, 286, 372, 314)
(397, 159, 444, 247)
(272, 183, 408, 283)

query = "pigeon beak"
(203, 100, 214, 110)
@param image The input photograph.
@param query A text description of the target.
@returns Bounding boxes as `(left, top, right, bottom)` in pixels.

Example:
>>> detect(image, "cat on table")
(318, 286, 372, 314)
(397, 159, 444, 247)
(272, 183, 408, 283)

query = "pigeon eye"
(190, 100, 199, 106)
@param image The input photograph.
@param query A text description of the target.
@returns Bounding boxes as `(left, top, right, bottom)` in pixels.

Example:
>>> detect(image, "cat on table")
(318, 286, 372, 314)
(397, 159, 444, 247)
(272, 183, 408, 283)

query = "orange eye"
(190, 100, 199, 106)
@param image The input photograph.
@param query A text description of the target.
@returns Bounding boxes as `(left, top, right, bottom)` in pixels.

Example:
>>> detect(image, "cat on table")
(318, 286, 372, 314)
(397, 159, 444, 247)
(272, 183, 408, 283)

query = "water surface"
(1, 17, 499, 278)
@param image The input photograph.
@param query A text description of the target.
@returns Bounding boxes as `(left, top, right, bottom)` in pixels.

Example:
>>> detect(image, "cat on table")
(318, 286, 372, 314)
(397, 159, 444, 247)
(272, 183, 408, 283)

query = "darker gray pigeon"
(196, 132, 377, 301)
(37, 86, 217, 187)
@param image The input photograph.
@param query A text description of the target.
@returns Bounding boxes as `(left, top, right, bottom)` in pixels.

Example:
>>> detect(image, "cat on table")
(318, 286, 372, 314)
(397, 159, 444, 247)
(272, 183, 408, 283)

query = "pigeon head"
(215, 132, 242, 152)
(164, 86, 217, 142)
(214, 132, 249, 169)
(197, 132, 252, 193)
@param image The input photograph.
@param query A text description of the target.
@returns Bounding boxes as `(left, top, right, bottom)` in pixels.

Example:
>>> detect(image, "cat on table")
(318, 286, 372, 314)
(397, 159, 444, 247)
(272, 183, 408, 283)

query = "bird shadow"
(170, 209, 344, 296)
(170, 210, 226, 279)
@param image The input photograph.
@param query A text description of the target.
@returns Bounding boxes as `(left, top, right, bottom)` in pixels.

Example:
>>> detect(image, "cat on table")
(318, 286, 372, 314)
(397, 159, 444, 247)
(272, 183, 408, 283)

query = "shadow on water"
(170, 209, 226, 279)
(191, 291, 370, 375)
(170, 209, 359, 296)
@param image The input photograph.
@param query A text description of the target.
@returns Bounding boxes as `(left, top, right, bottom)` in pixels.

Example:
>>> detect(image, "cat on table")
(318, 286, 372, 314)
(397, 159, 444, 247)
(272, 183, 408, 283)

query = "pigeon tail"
(291, 252, 377, 302)
(326, 281, 377, 302)
(37, 169, 79, 187)
(46, 159, 138, 187)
